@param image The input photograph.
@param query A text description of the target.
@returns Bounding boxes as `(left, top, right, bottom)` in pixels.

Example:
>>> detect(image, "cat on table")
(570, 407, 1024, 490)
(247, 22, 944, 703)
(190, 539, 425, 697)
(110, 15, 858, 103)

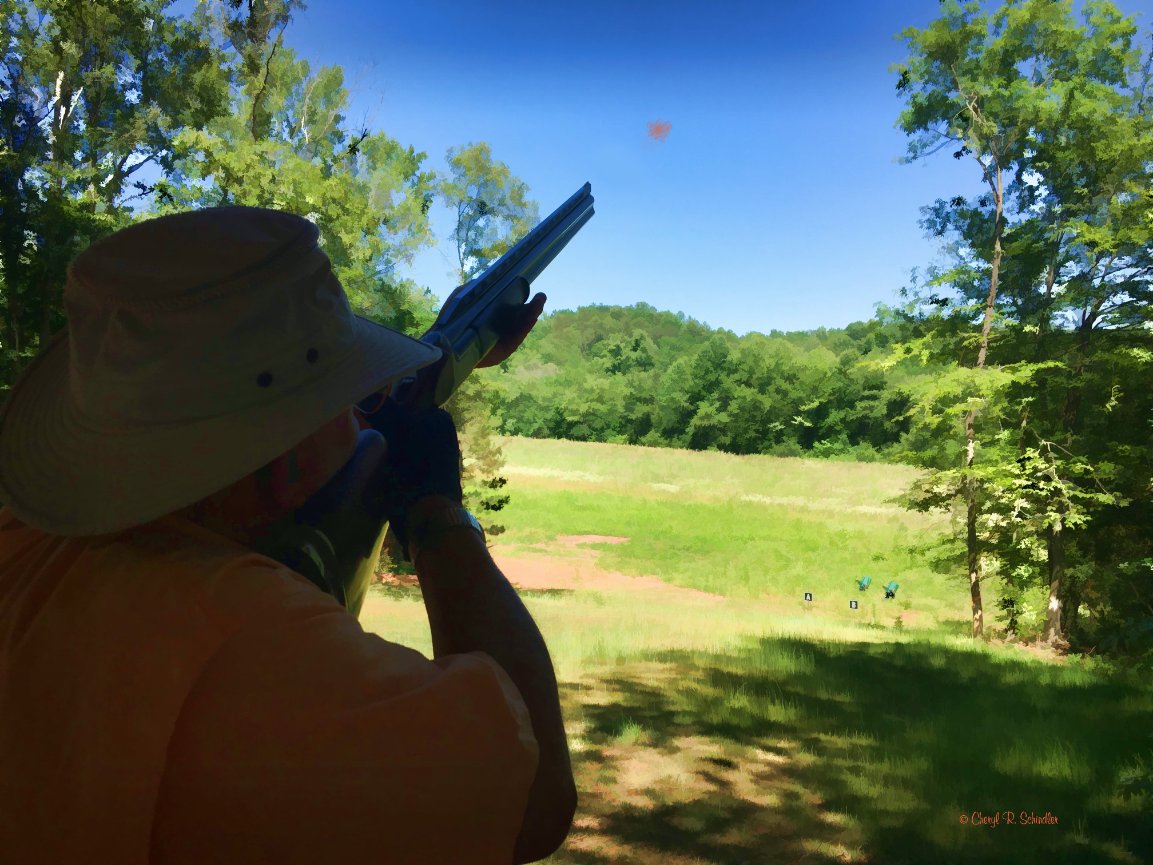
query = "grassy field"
(361, 437, 1153, 865)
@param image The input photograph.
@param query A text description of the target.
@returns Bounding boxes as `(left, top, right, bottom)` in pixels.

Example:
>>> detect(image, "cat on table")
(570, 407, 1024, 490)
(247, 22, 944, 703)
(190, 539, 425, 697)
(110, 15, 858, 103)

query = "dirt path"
(380, 534, 727, 604)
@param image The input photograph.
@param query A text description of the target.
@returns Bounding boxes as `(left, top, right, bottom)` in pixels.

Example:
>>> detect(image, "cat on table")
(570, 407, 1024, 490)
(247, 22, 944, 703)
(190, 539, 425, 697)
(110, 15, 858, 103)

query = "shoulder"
(154, 612, 539, 865)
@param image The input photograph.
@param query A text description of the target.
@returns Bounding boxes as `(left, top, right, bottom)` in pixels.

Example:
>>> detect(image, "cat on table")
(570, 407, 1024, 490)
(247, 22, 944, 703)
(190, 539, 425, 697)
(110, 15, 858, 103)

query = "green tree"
(437, 141, 540, 535)
(439, 142, 538, 283)
(652, 356, 695, 447)
(0, 0, 229, 396)
(1015, 3, 1153, 644)
(894, 0, 1152, 649)
(896, 0, 1023, 637)
(493, 304, 915, 459)
(592, 329, 657, 376)
(166, 0, 439, 333)
(894, 0, 1124, 637)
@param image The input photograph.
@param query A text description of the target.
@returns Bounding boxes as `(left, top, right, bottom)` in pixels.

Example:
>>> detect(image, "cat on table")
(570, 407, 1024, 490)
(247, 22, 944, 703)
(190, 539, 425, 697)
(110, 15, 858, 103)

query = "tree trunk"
(0, 162, 26, 363)
(39, 301, 50, 347)
(963, 163, 1005, 638)
(0, 244, 24, 358)
(1063, 574, 1082, 646)
(966, 476, 983, 637)
(1034, 256, 1058, 359)
(1045, 516, 1066, 646)
(1044, 317, 1094, 645)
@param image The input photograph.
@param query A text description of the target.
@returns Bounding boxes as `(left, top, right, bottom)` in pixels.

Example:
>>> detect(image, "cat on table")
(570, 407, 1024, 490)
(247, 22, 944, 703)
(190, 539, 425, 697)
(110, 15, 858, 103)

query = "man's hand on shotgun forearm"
(475, 291, 548, 368)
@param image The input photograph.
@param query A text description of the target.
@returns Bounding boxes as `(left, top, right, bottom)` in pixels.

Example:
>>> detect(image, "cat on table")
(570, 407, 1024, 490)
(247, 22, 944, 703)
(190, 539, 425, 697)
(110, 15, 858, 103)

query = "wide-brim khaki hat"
(0, 207, 442, 537)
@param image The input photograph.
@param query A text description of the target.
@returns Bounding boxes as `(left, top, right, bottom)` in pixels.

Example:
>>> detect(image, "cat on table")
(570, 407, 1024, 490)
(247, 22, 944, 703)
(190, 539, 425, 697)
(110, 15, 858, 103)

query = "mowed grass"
(496, 435, 930, 511)
(497, 436, 965, 628)
(361, 437, 1153, 865)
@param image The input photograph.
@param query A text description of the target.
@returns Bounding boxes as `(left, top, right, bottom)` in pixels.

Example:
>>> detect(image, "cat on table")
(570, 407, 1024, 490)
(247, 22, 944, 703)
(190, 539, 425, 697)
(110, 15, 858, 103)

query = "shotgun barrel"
(389, 182, 595, 409)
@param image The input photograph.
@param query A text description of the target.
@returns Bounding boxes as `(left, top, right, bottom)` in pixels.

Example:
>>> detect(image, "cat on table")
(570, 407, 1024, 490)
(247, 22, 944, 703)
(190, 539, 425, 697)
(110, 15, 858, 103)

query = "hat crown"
(64, 207, 354, 428)
(68, 207, 320, 307)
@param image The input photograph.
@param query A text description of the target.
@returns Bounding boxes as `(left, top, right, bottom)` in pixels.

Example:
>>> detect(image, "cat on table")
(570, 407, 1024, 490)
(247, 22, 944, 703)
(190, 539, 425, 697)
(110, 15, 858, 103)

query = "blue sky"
(180, 0, 1152, 336)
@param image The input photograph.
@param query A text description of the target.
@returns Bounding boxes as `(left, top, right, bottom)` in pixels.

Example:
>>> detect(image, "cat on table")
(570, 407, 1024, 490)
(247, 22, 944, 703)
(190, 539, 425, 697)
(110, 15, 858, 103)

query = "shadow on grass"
(549, 636, 1153, 865)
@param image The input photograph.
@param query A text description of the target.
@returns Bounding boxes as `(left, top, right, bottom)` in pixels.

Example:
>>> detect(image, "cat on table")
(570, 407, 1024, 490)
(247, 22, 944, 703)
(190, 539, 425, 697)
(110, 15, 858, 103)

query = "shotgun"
(258, 183, 595, 614)
(374, 181, 595, 411)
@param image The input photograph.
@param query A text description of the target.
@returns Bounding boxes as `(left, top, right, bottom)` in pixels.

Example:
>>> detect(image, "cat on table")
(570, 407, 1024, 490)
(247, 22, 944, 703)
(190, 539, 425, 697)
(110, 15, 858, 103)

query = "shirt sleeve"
(151, 570, 540, 865)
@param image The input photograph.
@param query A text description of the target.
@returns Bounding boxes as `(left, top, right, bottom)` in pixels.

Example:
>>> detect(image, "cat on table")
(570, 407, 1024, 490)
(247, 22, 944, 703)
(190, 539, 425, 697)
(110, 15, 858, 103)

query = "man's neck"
(173, 494, 283, 550)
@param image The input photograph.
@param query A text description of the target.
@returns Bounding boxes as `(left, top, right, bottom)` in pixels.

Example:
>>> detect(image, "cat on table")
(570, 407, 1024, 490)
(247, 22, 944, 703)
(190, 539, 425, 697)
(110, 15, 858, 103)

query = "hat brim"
(0, 316, 441, 537)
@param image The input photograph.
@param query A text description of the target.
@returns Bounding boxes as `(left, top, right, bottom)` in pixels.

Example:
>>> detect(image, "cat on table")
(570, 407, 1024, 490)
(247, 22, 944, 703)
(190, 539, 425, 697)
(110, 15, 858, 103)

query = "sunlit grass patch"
(612, 718, 649, 746)
(994, 740, 1094, 784)
(498, 435, 934, 515)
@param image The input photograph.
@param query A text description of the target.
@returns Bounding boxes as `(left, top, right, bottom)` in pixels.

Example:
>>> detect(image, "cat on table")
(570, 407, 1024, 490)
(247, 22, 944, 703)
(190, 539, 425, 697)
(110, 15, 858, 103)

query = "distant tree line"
(489, 304, 915, 462)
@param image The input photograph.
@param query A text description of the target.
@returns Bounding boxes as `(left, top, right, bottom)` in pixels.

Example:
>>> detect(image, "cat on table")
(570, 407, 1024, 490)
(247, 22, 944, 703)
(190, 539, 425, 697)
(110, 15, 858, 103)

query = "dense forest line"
(490, 303, 916, 461)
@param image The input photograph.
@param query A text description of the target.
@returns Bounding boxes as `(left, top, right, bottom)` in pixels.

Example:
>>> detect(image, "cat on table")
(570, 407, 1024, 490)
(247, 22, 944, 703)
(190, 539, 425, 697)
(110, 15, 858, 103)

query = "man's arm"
(407, 494, 577, 864)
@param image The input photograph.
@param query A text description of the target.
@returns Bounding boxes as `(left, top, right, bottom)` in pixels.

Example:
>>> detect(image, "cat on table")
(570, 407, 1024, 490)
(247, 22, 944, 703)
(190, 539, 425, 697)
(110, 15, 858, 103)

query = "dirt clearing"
(379, 534, 727, 604)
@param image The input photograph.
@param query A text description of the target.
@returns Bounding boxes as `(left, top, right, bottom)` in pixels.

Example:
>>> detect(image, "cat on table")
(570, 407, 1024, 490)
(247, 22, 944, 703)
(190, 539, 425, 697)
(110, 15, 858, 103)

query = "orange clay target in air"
(647, 120, 671, 142)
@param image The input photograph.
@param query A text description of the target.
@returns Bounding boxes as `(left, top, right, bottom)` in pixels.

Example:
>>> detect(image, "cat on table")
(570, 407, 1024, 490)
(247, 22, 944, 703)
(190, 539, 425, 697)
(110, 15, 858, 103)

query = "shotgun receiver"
(376, 181, 595, 411)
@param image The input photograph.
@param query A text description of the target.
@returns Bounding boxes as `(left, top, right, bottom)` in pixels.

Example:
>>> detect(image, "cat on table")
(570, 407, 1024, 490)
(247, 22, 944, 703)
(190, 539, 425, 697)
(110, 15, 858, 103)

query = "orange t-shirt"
(0, 508, 538, 865)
